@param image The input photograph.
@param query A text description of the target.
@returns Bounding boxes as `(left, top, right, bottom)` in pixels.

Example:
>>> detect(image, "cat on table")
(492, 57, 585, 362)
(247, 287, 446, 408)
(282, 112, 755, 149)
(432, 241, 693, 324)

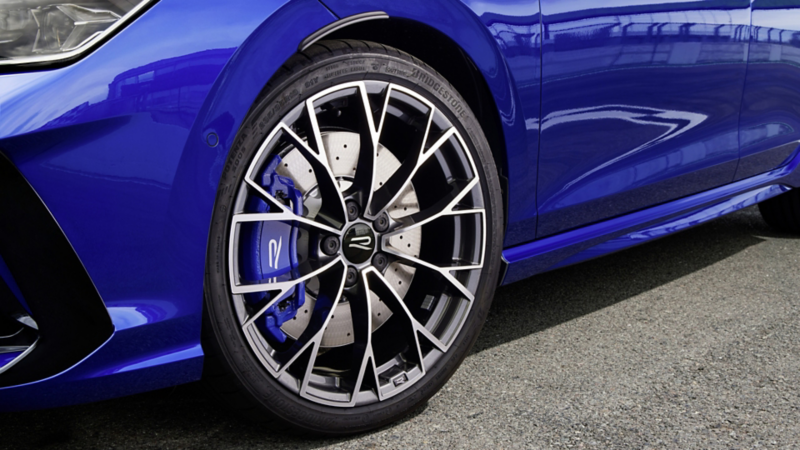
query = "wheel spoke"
(239, 261, 346, 383)
(279, 263, 347, 380)
(233, 202, 341, 235)
(380, 176, 485, 299)
(380, 249, 477, 302)
(236, 258, 343, 319)
(278, 123, 348, 228)
(343, 83, 386, 216)
(347, 269, 384, 402)
(393, 178, 482, 232)
(368, 125, 456, 217)
(364, 267, 448, 355)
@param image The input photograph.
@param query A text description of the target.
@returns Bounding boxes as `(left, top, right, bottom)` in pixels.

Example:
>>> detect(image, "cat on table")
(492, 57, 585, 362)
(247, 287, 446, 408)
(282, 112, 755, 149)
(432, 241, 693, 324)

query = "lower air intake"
(0, 151, 113, 387)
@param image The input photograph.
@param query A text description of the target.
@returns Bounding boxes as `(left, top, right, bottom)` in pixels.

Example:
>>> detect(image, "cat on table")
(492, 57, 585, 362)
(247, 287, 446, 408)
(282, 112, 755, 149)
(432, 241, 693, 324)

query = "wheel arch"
(178, 0, 521, 245)
(175, 0, 522, 312)
(325, 17, 511, 184)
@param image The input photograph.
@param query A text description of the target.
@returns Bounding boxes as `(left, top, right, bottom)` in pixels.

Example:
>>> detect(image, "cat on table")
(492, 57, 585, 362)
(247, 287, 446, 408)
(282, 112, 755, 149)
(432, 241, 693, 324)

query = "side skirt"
(502, 151, 800, 285)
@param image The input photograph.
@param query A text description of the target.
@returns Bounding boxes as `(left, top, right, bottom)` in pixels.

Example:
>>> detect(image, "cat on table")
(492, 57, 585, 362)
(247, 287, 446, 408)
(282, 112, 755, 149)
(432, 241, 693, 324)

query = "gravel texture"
(2, 206, 799, 449)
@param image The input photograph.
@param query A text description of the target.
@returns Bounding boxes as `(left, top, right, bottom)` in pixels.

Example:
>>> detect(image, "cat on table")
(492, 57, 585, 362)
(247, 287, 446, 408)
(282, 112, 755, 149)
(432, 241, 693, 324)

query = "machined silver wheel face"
(227, 80, 487, 407)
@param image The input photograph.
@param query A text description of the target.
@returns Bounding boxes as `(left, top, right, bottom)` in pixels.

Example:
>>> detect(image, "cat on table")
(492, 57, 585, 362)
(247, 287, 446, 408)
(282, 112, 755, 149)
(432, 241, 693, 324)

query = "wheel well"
(326, 18, 509, 182)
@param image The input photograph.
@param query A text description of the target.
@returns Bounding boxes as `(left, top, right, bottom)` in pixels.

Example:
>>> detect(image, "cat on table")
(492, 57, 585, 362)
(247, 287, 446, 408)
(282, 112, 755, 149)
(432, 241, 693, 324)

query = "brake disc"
(277, 131, 421, 347)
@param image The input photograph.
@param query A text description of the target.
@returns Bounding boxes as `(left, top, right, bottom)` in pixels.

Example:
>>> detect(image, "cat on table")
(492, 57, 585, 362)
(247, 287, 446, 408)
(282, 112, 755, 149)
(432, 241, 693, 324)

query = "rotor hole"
(284, 163, 288, 167)
(407, 244, 411, 248)
(398, 281, 402, 285)
(304, 310, 308, 314)
(308, 169, 312, 173)
(347, 333, 351, 336)
(404, 207, 407, 211)
(377, 313, 381, 316)
(336, 156, 340, 160)
(344, 144, 348, 148)
(399, 236, 403, 239)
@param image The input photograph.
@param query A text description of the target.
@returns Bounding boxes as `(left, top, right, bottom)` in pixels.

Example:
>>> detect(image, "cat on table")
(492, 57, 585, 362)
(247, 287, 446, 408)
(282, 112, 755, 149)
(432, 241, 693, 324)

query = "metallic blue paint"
(537, 0, 752, 237)
(548, 184, 790, 271)
(0, 352, 23, 369)
(503, 149, 800, 284)
(323, 0, 540, 246)
(2, 0, 800, 413)
(736, 1, 800, 180)
(0, 0, 337, 410)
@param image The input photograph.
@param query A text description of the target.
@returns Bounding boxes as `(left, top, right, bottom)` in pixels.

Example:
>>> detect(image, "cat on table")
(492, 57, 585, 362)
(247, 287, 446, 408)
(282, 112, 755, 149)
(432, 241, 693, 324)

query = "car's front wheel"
(203, 40, 504, 435)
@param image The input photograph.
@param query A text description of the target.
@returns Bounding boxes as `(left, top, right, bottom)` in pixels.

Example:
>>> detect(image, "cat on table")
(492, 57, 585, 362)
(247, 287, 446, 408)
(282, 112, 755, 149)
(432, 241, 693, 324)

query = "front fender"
(320, 0, 535, 245)
(0, 0, 337, 410)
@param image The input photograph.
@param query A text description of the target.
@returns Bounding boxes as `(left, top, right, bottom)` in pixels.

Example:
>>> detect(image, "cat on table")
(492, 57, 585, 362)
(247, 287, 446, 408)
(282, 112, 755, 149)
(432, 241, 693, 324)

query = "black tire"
(758, 189, 800, 234)
(202, 40, 504, 435)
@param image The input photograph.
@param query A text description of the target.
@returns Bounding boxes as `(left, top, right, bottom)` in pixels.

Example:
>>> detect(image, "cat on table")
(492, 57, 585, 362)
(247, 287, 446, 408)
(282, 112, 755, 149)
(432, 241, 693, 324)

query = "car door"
(536, 0, 751, 237)
(736, 0, 800, 180)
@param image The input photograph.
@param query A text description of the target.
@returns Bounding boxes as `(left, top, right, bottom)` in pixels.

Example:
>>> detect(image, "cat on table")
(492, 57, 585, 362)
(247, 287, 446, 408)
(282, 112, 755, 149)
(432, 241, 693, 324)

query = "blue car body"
(1, 0, 799, 410)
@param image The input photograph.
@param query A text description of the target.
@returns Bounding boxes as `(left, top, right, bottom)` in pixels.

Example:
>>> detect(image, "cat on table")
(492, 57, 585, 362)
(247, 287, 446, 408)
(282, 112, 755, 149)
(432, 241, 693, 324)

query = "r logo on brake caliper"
(267, 238, 282, 283)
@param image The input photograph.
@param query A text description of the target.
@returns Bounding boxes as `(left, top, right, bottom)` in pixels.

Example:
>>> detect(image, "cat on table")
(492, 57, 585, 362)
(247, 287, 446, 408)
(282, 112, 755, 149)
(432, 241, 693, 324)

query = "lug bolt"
(346, 201, 360, 221)
(345, 266, 359, 287)
(373, 212, 390, 232)
(372, 253, 389, 272)
(321, 236, 340, 256)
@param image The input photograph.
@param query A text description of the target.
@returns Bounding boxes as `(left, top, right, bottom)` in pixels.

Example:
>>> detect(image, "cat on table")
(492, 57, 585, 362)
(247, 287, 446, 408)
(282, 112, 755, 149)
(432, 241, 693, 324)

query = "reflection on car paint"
(503, 148, 800, 284)
(738, 1, 800, 179)
(538, 0, 750, 236)
(549, 184, 790, 271)
(539, 104, 708, 202)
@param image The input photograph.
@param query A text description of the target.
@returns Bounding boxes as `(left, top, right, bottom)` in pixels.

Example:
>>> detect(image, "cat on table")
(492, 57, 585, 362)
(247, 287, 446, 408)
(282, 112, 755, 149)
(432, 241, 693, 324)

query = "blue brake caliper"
(243, 156, 304, 343)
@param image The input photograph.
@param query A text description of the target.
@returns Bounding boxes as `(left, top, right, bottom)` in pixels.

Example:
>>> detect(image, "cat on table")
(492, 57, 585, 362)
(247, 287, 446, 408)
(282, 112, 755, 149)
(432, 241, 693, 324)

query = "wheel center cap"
(342, 223, 376, 264)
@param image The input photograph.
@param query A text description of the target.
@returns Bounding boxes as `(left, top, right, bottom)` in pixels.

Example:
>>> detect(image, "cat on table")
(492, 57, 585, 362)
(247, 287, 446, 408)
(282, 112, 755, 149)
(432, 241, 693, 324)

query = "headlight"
(0, 0, 154, 66)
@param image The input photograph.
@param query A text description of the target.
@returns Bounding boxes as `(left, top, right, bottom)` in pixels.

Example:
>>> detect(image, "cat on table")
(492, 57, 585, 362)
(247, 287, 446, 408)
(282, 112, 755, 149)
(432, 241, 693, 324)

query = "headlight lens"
(0, 0, 154, 66)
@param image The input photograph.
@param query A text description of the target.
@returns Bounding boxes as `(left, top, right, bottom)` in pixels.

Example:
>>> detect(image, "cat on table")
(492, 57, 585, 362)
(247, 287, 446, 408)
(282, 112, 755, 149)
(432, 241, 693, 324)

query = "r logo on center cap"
(349, 235, 372, 250)
(342, 224, 376, 264)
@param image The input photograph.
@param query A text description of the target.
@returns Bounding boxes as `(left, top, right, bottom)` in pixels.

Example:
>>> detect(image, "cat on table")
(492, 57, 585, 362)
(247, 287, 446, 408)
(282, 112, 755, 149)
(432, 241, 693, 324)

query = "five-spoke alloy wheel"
(204, 40, 504, 435)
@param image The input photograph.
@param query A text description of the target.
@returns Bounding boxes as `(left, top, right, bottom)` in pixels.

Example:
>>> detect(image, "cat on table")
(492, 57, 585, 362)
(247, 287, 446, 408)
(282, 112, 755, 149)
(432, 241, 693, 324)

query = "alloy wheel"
(227, 80, 487, 407)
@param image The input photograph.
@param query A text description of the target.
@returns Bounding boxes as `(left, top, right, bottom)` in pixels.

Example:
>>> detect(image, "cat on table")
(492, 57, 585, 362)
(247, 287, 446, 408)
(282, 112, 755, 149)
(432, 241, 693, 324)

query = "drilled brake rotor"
(277, 131, 421, 347)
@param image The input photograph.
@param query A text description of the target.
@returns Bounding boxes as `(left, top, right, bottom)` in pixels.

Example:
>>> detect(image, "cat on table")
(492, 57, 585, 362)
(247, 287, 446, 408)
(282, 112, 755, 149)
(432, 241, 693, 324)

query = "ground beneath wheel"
(2, 205, 799, 449)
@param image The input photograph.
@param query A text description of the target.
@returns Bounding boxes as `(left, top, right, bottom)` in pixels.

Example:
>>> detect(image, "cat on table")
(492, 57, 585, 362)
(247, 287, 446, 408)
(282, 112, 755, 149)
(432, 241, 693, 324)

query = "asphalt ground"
(2, 205, 799, 449)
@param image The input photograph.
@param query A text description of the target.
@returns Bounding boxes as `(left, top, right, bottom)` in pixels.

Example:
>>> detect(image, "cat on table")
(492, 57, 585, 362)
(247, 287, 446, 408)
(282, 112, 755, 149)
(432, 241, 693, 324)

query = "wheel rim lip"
(227, 79, 488, 407)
